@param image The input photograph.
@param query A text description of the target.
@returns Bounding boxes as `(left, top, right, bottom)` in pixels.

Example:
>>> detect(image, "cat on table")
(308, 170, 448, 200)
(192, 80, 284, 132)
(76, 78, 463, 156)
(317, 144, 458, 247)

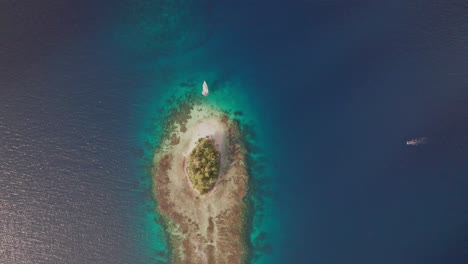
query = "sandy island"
(153, 101, 248, 263)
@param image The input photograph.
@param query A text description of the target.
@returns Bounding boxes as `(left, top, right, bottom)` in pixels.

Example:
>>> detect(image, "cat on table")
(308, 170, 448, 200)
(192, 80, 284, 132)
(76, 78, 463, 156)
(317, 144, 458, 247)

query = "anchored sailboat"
(202, 81, 209, 96)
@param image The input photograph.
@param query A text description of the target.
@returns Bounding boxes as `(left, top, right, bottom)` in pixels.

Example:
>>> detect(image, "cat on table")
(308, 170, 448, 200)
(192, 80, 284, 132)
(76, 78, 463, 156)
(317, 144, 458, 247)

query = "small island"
(153, 97, 249, 264)
(187, 137, 221, 194)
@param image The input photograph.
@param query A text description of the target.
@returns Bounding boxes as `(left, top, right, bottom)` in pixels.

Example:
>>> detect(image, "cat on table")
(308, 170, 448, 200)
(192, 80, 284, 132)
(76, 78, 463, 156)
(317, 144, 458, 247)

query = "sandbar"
(153, 101, 248, 263)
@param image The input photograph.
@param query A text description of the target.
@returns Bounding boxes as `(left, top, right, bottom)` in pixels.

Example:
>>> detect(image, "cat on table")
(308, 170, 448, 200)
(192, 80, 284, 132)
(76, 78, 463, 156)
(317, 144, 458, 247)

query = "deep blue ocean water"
(1, 1, 467, 263)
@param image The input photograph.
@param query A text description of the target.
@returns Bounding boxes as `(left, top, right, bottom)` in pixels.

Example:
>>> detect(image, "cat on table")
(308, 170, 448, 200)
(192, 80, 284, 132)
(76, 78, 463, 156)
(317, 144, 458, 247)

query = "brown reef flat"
(153, 102, 248, 264)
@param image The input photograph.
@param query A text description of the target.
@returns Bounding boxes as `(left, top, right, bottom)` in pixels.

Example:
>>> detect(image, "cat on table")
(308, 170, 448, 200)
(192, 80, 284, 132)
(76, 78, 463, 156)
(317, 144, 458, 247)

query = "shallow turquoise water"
(3, 1, 466, 263)
(132, 60, 283, 263)
(118, 2, 283, 263)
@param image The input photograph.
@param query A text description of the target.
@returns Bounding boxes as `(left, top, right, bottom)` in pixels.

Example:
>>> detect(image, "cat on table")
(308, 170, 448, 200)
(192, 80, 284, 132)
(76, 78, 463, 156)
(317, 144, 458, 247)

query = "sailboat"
(202, 81, 209, 96)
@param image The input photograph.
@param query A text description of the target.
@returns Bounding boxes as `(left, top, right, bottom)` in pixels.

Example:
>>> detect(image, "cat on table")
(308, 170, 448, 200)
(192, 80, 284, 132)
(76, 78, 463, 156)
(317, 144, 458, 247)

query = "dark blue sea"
(1, 1, 467, 263)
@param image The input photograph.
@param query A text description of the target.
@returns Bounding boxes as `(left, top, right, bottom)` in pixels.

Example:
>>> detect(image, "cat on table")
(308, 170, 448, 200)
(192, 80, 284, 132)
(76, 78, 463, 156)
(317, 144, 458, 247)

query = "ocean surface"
(1, 1, 467, 264)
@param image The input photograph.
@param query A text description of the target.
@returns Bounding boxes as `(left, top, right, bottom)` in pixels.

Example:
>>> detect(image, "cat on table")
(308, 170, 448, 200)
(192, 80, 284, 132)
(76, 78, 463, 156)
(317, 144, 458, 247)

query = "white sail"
(202, 81, 209, 96)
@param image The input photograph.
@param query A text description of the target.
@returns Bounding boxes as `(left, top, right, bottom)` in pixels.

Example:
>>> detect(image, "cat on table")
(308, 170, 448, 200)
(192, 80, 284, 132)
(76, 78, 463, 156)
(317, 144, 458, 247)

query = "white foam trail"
(406, 137, 427, 146)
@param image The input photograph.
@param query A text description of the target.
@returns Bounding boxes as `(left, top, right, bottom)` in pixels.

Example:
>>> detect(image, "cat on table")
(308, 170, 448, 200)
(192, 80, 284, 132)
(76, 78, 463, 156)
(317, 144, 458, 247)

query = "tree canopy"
(187, 137, 220, 194)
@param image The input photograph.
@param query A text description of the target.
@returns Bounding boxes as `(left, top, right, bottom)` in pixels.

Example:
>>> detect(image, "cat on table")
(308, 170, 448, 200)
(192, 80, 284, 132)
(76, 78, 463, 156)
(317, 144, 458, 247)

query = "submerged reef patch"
(153, 98, 249, 263)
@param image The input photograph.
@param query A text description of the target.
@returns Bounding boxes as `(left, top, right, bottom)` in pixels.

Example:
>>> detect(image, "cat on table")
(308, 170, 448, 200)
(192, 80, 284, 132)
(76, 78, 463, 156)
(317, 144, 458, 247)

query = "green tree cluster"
(187, 137, 220, 194)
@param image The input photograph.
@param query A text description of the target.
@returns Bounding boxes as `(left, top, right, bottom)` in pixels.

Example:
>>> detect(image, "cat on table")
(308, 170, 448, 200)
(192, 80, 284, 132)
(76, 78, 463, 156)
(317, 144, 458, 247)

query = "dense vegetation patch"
(187, 137, 220, 194)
